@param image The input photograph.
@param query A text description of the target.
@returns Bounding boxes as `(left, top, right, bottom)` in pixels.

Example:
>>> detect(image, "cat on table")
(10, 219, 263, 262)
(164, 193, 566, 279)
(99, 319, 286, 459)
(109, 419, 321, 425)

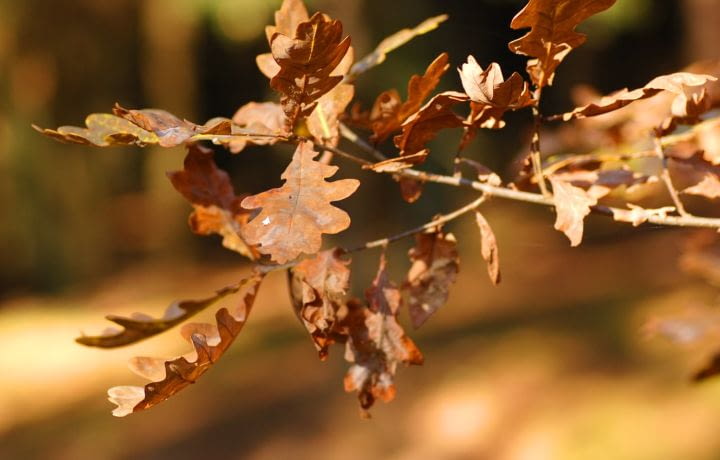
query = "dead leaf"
(404, 230, 460, 328)
(228, 102, 288, 153)
(289, 248, 351, 359)
(550, 177, 598, 246)
(168, 144, 257, 259)
(108, 273, 265, 416)
(255, 0, 310, 78)
(475, 212, 501, 285)
(509, 0, 617, 88)
(33, 114, 159, 147)
(270, 12, 351, 129)
(349, 14, 448, 78)
(683, 174, 720, 199)
(240, 141, 360, 263)
(611, 204, 676, 227)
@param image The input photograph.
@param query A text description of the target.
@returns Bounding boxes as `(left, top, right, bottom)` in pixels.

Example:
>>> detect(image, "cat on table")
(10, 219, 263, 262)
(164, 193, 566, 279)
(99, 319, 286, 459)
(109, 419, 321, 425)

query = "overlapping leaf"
(270, 12, 351, 129)
(227, 102, 288, 153)
(307, 49, 355, 146)
(509, 0, 617, 88)
(342, 254, 423, 414)
(289, 249, 351, 359)
(168, 144, 257, 260)
(108, 273, 265, 417)
(240, 141, 359, 264)
(404, 230, 460, 328)
(256, 0, 310, 79)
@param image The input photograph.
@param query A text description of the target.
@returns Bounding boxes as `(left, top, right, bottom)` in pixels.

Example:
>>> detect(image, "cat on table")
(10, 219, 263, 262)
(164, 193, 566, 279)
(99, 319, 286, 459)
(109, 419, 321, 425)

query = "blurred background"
(1, 0, 720, 458)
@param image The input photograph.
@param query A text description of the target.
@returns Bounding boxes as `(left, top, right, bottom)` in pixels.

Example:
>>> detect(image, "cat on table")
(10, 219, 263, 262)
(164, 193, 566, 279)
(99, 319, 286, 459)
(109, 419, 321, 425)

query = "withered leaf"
(108, 273, 265, 416)
(77, 282, 245, 349)
(255, 0, 310, 79)
(404, 230, 460, 328)
(683, 174, 720, 199)
(228, 101, 288, 153)
(33, 114, 159, 147)
(343, 254, 423, 414)
(550, 177, 598, 246)
(611, 204, 676, 227)
(363, 151, 429, 173)
(240, 141, 360, 264)
(554, 73, 717, 121)
(349, 14, 448, 78)
(168, 144, 257, 260)
(475, 212, 501, 285)
(369, 53, 451, 144)
(509, 0, 617, 88)
(270, 12, 351, 129)
(289, 248, 351, 359)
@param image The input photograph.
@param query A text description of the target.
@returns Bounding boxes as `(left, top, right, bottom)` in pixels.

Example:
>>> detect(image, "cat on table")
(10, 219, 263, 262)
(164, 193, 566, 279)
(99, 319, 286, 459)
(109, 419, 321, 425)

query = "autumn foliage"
(35, 0, 720, 418)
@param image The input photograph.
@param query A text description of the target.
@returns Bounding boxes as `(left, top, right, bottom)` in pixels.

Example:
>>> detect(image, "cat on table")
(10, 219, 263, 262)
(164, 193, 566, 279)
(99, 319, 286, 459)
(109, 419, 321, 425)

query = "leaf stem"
(530, 88, 550, 197)
(653, 133, 688, 216)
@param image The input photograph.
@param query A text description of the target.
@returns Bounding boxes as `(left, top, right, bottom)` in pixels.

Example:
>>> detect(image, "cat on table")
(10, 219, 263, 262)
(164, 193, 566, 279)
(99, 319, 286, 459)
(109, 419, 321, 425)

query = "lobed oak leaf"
(228, 101, 288, 153)
(342, 254, 423, 414)
(307, 51, 355, 146)
(76, 282, 241, 348)
(240, 141, 359, 264)
(270, 12, 351, 129)
(368, 53, 451, 144)
(475, 212, 501, 285)
(509, 0, 617, 88)
(33, 114, 159, 147)
(255, 0, 310, 78)
(289, 248, 351, 359)
(168, 144, 257, 259)
(404, 230, 460, 328)
(553, 73, 717, 122)
(550, 177, 598, 246)
(108, 273, 265, 417)
(349, 14, 448, 78)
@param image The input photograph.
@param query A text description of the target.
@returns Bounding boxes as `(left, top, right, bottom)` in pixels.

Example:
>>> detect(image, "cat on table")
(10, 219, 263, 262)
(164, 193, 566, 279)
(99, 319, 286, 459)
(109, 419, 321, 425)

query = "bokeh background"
(1, 0, 720, 458)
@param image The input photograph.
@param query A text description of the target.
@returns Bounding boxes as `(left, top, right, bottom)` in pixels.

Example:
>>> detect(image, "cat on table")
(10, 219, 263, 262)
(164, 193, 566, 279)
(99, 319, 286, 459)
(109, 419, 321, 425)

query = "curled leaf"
(475, 212, 501, 285)
(509, 0, 617, 87)
(611, 204, 676, 227)
(33, 114, 159, 147)
(108, 273, 265, 417)
(228, 102, 288, 153)
(240, 141, 360, 263)
(404, 230, 460, 328)
(550, 177, 597, 246)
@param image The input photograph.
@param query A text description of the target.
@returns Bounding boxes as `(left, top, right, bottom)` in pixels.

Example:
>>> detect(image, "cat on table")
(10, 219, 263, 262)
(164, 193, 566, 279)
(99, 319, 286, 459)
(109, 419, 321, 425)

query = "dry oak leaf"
(475, 212, 501, 285)
(270, 12, 351, 129)
(343, 254, 423, 414)
(550, 177, 598, 247)
(108, 273, 265, 416)
(554, 73, 717, 121)
(228, 101, 288, 153)
(683, 174, 720, 199)
(289, 248, 351, 359)
(33, 114, 159, 147)
(368, 53, 451, 144)
(168, 144, 257, 260)
(349, 14, 448, 78)
(611, 204, 676, 227)
(256, 0, 310, 79)
(509, 0, 617, 88)
(404, 230, 460, 328)
(240, 141, 360, 264)
(76, 283, 242, 349)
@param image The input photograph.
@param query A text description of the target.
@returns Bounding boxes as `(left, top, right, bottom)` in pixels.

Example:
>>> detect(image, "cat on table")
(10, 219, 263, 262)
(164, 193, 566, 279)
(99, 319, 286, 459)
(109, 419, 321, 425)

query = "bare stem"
(531, 89, 550, 197)
(653, 133, 688, 216)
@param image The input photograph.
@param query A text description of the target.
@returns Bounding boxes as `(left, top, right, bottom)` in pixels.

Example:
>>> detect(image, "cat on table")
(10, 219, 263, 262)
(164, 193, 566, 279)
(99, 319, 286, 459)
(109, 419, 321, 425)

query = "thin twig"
(339, 123, 388, 161)
(653, 133, 688, 216)
(542, 150, 656, 175)
(530, 89, 550, 197)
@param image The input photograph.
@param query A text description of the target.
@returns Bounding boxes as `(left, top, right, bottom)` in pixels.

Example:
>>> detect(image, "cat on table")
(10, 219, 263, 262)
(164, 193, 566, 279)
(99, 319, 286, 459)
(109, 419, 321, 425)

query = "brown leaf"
(404, 230, 460, 328)
(255, 0, 311, 79)
(76, 283, 242, 349)
(459, 57, 532, 109)
(33, 114, 159, 147)
(550, 177, 597, 246)
(349, 14, 448, 78)
(108, 273, 265, 416)
(369, 53, 451, 143)
(456, 158, 503, 186)
(240, 141, 359, 263)
(228, 101, 288, 153)
(509, 0, 617, 88)
(363, 151, 429, 173)
(475, 212, 501, 285)
(683, 174, 720, 199)
(289, 248, 351, 359)
(610, 204, 675, 227)
(342, 254, 423, 414)
(307, 83, 355, 146)
(270, 12, 351, 129)
(554, 73, 717, 121)
(168, 144, 257, 259)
